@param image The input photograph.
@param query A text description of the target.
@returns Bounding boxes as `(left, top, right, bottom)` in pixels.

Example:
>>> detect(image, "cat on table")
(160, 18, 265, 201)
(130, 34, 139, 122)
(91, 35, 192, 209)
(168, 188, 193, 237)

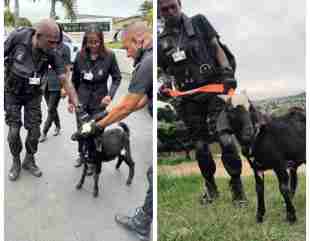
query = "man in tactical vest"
(4, 18, 79, 181)
(158, 0, 247, 206)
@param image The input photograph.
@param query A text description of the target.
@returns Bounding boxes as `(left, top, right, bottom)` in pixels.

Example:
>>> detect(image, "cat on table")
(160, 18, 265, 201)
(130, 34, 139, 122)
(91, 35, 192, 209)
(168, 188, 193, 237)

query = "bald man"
(75, 22, 153, 241)
(4, 18, 79, 181)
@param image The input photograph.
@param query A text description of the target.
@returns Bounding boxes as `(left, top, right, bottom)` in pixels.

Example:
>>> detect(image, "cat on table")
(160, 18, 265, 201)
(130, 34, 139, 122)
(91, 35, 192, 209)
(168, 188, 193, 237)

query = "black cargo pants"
(5, 92, 42, 157)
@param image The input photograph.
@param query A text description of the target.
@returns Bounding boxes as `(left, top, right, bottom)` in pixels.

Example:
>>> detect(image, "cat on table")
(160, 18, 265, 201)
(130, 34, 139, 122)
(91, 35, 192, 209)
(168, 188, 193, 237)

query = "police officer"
(158, 0, 247, 205)
(39, 42, 71, 142)
(70, 27, 122, 169)
(4, 18, 79, 181)
(76, 22, 153, 241)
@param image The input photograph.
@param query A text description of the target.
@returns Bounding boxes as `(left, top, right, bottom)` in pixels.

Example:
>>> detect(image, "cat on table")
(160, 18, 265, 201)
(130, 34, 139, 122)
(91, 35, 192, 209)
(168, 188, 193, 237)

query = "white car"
(62, 32, 80, 64)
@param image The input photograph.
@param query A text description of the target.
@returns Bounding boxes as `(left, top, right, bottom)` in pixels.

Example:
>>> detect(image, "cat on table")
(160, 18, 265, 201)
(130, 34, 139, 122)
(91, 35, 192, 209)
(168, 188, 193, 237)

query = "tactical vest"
(158, 16, 219, 90)
(5, 28, 50, 95)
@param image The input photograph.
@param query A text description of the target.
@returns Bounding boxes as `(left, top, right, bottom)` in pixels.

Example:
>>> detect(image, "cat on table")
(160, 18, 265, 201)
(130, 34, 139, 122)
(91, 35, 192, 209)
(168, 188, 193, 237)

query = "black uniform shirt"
(72, 50, 121, 107)
(4, 27, 65, 81)
(128, 47, 153, 102)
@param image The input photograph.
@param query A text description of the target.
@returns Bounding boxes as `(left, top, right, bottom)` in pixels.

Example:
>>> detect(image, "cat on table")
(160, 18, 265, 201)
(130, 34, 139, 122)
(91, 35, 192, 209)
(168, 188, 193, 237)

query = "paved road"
(4, 74, 153, 241)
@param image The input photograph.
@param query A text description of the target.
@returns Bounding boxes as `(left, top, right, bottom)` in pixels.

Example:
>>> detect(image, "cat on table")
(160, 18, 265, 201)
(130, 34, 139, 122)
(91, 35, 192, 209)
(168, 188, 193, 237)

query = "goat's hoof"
(76, 183, 83, 190)
(287, 213, 297, 224)
(93, 190, 99, 197)
(256, 215, 264, 223)
(126, 180, 132, 186)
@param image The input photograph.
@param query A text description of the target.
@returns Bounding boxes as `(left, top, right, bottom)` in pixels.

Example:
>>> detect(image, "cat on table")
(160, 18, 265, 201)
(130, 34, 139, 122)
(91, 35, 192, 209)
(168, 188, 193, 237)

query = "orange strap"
(166, 84, 235, 97)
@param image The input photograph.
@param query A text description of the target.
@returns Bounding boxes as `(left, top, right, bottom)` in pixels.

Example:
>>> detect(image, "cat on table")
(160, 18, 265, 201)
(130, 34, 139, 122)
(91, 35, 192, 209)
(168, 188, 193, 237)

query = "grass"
(158, 174, 306, 241)
(106, 41, 123, 49)
(158, 156, 194, 166)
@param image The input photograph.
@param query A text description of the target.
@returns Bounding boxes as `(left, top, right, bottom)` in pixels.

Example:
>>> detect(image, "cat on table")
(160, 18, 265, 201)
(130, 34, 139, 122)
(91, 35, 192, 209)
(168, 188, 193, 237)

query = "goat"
(72, 112, 135, 197)
(239, 106, 306, 223)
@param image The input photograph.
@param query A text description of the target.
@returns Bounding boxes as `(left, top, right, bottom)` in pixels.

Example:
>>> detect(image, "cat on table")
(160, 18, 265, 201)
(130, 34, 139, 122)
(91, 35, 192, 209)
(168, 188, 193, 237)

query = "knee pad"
(28, 127, 41, 140)
(8, 126, 21, 143)
(195, 141, 209, 159)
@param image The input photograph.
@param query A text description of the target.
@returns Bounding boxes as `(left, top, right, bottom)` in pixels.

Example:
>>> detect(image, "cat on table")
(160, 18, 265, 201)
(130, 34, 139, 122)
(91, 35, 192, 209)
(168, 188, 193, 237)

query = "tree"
(16, 17, 32, 27)
(144, 8, 153, 27)
(5, 0, 10, 8)
(139, 0, 152, 17)
(32, 0, 76, 20)
(14, 0, 19, 18)
(4, 7, 16, 27)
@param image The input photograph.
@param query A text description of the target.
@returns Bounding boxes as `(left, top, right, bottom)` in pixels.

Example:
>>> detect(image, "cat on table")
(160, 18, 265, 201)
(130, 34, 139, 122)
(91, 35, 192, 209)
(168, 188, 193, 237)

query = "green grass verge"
(158, 174, 306, 241)
(106, 41, 122, 49)
(158, 157, 194, 166)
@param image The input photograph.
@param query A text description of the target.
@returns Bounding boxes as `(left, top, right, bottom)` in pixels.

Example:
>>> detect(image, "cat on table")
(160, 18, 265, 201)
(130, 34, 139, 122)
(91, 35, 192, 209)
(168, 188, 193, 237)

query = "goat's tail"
(118, 122, 130, 135)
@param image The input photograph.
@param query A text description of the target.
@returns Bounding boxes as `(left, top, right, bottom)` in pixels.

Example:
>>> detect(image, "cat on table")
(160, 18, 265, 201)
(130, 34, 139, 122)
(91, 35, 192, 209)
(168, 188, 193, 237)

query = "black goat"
(240, 107, 306, 223)
(72, 121, 135, 198)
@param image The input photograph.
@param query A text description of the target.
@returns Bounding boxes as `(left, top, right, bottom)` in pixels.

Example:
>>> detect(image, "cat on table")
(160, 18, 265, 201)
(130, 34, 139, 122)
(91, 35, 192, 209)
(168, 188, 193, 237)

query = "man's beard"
(165, 15, 182, 29)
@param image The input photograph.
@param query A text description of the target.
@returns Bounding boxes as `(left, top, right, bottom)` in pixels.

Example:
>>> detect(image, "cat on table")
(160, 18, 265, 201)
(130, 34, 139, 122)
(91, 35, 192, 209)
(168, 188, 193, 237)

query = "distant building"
(57, 14, 113, 43)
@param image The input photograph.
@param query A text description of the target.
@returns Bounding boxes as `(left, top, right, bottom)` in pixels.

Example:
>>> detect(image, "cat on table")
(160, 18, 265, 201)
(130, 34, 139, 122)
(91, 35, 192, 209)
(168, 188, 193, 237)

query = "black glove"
(223, 78, 237, 93)
(158, 83, 172, 101)
(76, 104, 91, 123)
(71, 120, 105, 141)
(219, 67, 237, 93)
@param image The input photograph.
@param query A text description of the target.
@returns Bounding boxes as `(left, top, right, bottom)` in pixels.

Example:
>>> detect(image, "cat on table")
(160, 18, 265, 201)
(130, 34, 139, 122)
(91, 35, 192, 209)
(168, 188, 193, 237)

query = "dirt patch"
(159, 159, 269, 177)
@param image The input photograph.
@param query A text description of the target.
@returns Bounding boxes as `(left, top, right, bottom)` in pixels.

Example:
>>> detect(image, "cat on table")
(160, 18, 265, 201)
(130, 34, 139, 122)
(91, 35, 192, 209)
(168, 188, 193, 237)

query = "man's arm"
(97, 92, 145, 128)
(59, 75, 79, 106)
(210, 37, 231, 69)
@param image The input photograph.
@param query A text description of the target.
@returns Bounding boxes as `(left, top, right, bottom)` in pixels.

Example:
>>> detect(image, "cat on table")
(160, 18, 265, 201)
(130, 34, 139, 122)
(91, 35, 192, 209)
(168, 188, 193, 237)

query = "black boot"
(201, 176, 219, 205)
(53, 126, 61, 136)
(74, 153, 84, 168)
(115, 207, 152, 241)
(229, 178, 248, 207)
(8, 156, 21, 181)
(22, 153, 42, 177)
(39, 133, 47, 143)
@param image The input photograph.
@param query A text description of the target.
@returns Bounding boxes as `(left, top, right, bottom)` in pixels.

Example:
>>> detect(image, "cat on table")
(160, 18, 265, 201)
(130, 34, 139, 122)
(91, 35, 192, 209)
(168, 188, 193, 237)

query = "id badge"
(172, 50, 186, 62)
(84, 72, 94, 81)
(29, 73, 41, 85)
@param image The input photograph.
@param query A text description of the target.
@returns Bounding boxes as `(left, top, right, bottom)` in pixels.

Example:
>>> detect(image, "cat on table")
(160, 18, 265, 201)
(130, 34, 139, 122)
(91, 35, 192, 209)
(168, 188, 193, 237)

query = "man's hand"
(60, 88, 67, 98)
(71, 120, 104, 141)
(219, 67, 237, 93)
(68, 103, 75, 113)
(101, 96, 112, 106)
(158, 84, 172, 101)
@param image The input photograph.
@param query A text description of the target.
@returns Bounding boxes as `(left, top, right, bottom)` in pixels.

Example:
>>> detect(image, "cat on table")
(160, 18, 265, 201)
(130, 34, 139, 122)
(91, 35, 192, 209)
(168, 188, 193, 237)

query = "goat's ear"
(218, 95, 231, 103)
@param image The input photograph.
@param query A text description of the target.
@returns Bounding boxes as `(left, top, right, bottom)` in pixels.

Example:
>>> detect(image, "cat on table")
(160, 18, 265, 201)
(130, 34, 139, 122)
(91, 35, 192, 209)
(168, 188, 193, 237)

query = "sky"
(180, 0, 305, 99)
(14, 0, 145, 22)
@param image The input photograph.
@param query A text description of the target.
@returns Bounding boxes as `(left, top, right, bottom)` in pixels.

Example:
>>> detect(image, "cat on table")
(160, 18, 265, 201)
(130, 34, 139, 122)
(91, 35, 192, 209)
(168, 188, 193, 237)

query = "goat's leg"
(289, 167, 298, 199)
(274, 167, 296, 223)
(123, 142, 135, 185)
(254, 170, 265, 223)
(124, 155, 135, 185)
(76, 163, 87, 190)
(93, 163, 101, 198)
(115, 155, 124, 170)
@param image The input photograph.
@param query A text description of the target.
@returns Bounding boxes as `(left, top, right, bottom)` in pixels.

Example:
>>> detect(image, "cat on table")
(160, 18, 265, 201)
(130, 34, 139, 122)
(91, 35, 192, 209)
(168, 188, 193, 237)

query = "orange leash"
(166, 83, 235, 97)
